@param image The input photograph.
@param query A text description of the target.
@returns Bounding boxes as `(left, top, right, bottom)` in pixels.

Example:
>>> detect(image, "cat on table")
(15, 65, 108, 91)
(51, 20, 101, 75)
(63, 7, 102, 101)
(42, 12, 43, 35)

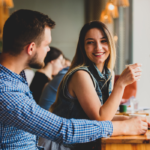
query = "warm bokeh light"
(108, 3, 114, 10)
(114, 35, 118, 42)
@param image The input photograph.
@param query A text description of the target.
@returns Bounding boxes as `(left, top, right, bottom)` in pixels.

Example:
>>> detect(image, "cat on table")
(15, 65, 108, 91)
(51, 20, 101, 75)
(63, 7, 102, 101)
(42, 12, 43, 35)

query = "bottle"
(130, 96, 138, 113)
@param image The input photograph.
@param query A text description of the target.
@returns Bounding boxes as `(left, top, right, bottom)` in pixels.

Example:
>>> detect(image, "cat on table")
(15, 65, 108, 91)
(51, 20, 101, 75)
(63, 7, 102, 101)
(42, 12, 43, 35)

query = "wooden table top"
(101, 130, 150, 144)
(116, 110, 149, 116)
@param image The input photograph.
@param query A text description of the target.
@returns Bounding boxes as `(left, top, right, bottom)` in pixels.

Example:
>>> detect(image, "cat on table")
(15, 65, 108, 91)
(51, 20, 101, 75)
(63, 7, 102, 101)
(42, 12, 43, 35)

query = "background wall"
(10, 0, 85, 60)
(8, 0, 150, 107)
(133, 0, 150, 107)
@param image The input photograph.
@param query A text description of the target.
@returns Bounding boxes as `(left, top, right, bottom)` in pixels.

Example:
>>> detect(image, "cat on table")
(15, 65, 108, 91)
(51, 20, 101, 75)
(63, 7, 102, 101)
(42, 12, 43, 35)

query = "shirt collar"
(90, 63, 111, 80)
(0, 64, 27, 84)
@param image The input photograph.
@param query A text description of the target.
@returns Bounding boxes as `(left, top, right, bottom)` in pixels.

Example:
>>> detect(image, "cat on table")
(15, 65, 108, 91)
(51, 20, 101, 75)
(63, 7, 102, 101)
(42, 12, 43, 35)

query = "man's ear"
(26, 42, 36, 56)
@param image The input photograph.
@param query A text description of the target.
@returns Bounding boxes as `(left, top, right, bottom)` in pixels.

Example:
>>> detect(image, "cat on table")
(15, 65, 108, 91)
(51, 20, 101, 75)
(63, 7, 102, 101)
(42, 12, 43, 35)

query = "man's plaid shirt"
(0, 64, 113, 150)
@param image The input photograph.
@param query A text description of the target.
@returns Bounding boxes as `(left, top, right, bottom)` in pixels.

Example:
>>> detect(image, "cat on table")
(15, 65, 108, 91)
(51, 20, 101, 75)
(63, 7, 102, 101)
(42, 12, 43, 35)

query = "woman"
(30, 46, 64, 104)
(39, 21, 143, 150)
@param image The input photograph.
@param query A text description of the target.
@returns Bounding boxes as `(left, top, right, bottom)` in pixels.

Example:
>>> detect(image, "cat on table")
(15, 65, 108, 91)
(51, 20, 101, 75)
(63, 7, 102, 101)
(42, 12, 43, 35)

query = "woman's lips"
(93, 52, 105, 57)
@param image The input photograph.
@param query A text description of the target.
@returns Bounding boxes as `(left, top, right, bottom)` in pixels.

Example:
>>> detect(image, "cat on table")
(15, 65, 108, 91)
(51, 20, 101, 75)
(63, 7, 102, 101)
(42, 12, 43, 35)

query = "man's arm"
(0, 91, 113, 144)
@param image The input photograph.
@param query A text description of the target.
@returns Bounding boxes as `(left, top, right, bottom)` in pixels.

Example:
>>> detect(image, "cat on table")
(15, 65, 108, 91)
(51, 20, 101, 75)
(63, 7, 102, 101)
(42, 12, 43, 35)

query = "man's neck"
(0, 53, 27, 74)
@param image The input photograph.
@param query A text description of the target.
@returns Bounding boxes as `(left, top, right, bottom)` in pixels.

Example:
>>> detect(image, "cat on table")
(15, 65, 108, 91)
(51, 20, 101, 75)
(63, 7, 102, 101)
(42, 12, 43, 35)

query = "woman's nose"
(96, 42, 102, 50)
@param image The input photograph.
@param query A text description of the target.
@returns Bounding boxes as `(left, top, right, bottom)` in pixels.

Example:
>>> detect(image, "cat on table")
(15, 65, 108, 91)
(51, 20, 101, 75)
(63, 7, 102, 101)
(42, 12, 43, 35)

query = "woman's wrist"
(115, 79, 126, 89)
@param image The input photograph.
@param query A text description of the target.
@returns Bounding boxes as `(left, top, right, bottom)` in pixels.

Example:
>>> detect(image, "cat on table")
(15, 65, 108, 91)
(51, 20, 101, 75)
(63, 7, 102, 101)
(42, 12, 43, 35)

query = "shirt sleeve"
(0, 91, 113, 144)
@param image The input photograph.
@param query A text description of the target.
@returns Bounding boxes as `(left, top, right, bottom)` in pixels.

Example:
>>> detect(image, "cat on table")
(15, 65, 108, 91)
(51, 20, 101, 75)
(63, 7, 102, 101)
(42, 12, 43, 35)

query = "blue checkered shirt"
(0, 64, 113, 150)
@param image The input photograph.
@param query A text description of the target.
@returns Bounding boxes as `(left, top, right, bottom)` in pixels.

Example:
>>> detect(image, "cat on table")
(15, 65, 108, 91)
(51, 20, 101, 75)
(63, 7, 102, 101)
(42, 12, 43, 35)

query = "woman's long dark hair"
(50, 21, 116, 112)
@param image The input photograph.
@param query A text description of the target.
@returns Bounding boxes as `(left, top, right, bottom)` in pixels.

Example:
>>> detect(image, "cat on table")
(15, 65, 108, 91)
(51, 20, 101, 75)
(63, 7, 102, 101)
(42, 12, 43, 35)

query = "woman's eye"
(87, 41, 94, 44)
(101, 40, 107, 43)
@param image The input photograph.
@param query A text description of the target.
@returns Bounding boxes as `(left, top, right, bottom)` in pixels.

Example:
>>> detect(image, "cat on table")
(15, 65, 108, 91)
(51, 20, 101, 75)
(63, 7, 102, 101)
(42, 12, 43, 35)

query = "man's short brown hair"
(3, 9, 55, 55)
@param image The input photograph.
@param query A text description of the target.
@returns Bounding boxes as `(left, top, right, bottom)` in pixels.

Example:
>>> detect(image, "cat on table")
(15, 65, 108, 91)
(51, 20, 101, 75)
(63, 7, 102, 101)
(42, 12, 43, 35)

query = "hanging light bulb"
(108, 3, 115, 10)
(105, 2, 119, 18)
(4, 0, 14, 8)
(100, 9, 113, 24)
(111, 5, 119, 18)
(112, 0, 129, 7)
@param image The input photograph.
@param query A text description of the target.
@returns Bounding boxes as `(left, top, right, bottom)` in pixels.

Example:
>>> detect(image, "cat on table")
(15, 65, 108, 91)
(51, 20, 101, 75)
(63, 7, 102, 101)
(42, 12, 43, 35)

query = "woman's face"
(84, 28, 110, 68)
(52, 54, 64, 75)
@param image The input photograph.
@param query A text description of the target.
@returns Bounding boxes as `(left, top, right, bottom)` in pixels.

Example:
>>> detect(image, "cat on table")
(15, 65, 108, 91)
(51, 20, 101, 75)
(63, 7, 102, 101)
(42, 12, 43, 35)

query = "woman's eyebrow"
(85, 38, 94, 41)
(101, 37, 106, 39)
(85, 37, 106, 41)
(85, 36, 106, 41)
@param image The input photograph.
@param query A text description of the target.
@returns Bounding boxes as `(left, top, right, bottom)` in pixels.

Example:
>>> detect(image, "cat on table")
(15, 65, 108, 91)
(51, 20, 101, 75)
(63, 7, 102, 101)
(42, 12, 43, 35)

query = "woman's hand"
(116, 63, 142, 88)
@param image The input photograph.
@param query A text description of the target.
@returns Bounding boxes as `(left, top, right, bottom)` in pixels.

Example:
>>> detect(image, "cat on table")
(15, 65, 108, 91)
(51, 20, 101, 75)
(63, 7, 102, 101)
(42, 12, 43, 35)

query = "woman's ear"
(26, 42, 36, 56)
(50, 60, 54, 64)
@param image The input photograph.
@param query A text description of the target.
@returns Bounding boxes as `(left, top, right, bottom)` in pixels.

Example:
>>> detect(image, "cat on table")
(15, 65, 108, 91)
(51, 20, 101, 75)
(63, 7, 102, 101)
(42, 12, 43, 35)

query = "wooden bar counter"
(100, 130, 150, 150)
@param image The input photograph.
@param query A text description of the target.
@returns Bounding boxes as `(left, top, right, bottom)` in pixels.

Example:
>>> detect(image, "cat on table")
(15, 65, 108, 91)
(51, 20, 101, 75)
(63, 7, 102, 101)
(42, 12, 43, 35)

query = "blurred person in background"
(39, 56, 71, 110)
(64, 56, 71, 68)
(30, 46, 64, 103)
(24, 67, 35, 86)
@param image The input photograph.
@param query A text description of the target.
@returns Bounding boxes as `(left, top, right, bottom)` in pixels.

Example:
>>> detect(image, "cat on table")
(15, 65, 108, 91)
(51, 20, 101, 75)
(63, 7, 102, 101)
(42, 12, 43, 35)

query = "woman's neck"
(96, 62, 105, 73)
(38, 63, 53, 80)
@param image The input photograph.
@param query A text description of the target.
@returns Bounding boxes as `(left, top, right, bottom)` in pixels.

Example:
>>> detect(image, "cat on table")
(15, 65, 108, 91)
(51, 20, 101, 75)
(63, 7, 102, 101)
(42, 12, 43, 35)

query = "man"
(0, 9, 147, 150)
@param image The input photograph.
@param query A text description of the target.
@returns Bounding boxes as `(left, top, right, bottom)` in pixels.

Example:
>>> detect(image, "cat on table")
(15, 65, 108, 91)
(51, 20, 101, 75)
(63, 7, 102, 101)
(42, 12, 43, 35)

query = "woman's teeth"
(94, 53, 104, 56)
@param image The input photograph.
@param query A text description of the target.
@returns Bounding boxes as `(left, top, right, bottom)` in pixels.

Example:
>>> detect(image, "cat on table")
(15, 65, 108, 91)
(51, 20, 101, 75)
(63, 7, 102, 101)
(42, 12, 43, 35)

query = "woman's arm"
(68, 63, 142, 121)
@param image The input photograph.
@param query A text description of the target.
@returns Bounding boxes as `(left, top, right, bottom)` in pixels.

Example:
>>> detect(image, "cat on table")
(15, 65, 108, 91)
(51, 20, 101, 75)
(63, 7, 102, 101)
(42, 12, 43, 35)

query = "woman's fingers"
(118, 63, 142, 87)
(133, 67, 142, 73)
(134, 72, 142, 77)
(127, 63, 142, 69)
(128, 65, 142, 78)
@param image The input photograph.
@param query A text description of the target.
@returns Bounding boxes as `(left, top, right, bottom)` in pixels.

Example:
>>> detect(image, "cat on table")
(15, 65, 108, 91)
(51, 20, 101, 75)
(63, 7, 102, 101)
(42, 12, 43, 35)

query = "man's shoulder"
(0, 78, 13, 94)
(0, 71, 22, 93)
(0, 71, 9, 89)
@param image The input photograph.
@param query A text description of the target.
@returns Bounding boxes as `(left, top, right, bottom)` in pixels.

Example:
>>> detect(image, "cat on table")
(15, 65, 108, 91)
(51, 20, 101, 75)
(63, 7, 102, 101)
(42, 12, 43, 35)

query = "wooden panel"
(101, 130, 150, 144)
(101, 144, 150, 150)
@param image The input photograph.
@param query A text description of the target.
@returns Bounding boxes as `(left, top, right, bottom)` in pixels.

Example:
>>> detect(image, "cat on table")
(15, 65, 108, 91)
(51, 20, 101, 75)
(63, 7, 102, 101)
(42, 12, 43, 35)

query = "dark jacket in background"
(30, 72, 49, 103)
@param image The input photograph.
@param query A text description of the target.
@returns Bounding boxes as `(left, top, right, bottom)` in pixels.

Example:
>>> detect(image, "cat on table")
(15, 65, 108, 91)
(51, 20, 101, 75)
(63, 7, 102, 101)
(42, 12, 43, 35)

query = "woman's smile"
(92, 52, 106, 57)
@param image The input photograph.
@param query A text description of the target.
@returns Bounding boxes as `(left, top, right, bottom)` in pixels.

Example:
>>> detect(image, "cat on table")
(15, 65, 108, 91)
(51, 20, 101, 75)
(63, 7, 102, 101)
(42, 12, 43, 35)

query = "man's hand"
(112, 116, 148, 136)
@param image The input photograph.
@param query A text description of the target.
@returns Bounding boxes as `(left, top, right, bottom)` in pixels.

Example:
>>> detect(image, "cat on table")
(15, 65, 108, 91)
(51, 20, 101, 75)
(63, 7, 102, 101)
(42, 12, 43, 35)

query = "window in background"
(114, 0, 133, 74)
